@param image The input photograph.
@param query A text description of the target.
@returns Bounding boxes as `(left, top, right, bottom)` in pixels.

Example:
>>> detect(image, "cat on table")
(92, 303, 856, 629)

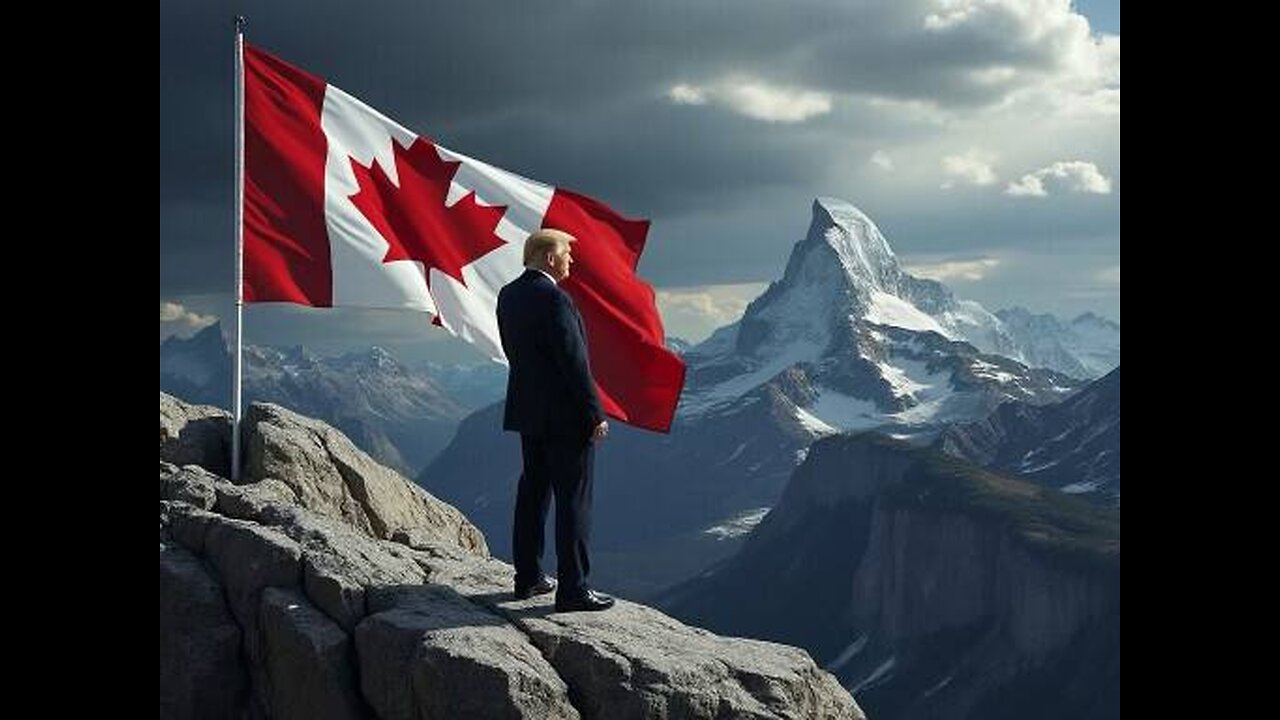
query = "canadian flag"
(242, 44, 685, 432)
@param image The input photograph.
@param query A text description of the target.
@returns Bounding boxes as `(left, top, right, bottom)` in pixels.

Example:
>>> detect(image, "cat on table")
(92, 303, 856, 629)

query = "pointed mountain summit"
(684, 197, 1072, 435)
(730, 197, 1011, 362)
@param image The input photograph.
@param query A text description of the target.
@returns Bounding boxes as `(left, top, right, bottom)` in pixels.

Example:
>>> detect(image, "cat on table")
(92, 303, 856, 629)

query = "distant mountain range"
(937, 367, 1120, 506)
(996, 307, 1119, 380)
(159, 323, 504, 476)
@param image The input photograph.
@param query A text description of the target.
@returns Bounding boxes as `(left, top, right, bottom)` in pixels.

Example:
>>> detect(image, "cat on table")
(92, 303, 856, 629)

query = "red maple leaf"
(348, 138, 507, 295)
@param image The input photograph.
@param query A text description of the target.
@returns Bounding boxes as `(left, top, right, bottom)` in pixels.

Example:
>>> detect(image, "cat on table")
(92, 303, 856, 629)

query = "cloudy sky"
(160, 0, 1119, 364)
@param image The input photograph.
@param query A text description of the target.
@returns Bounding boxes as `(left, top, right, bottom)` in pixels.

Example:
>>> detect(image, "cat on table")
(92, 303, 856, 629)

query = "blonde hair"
(523, 228, 576, 267)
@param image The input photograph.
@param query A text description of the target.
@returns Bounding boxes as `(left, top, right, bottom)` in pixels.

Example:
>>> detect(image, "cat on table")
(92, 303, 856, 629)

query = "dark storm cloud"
(161, 0, 1117, 324)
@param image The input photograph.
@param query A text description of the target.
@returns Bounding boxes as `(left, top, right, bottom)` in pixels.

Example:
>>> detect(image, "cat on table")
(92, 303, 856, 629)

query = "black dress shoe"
(514, 575, 557, 600)
(554, 589, 615, 612)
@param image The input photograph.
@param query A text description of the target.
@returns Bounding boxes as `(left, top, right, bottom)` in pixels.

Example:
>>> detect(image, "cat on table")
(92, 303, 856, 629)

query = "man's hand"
(590, 420, 609, 443)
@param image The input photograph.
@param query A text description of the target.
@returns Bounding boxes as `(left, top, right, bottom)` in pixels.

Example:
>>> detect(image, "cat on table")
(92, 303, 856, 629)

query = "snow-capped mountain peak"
(711, 198, 1008, 369)
(811, 196, 900, 293)
(723, 199, 914, 364)
(683, 198, 1080, 434)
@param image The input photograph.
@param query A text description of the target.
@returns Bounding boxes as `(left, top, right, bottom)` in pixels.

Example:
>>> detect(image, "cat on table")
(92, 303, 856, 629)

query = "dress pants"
(513, 433, 595, 599)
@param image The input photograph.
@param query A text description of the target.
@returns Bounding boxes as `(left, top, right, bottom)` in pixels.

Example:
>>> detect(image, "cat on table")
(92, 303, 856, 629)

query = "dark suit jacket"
(497, 269, 604, 438)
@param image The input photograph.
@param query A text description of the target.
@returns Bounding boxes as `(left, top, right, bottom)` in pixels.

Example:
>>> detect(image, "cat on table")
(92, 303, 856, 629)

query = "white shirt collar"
(532, 267, 558, 284)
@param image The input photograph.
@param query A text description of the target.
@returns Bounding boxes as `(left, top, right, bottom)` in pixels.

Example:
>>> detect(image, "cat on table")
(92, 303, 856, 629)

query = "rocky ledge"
(159, 392, 864, 719)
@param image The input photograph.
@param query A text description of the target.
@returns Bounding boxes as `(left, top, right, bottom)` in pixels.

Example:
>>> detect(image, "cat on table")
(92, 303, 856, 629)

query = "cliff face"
(662, 434, 1120, 720)
(159, 392, 864, 720)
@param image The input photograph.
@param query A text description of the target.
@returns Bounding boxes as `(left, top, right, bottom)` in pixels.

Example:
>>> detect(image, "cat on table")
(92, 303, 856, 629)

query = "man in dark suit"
(497, 228, 615, 612)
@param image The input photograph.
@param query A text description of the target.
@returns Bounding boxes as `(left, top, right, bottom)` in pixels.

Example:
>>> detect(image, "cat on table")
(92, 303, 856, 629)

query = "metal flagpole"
(231, 16, 246, 482)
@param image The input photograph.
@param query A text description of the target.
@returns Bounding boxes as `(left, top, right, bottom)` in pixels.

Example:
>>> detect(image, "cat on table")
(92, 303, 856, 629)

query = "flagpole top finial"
(235, 15, 247, 32)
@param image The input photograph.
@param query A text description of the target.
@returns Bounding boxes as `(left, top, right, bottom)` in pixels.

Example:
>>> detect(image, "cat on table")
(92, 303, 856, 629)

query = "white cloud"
(656, 282, 769, 342)
(922, 0, 985, 31)
(666, 78, 832, 123)
(161, 301, 218, 329)
(892, 1, 1122, 120)
(921, 0, 1111, 83)
(1097, 34, 1121, 86)
(969, 65, 1019, 86)
(941, 149, 998, 188)
(1004, 176, 1046, 196)
(667, 83, 707, 105)
(994, 29, 1120, 119)
(1096, 265, 1120, 285)
(1006, 160, 1111, 197)
(903, 256, 1001, 281)
(870, 150, 895, 171)
(723, 81, 832, 122)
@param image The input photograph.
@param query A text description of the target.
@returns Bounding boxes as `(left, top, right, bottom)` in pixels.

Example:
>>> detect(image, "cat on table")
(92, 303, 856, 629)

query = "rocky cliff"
(661, 433, 1119, 720)
(159, 392, 864, 720)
